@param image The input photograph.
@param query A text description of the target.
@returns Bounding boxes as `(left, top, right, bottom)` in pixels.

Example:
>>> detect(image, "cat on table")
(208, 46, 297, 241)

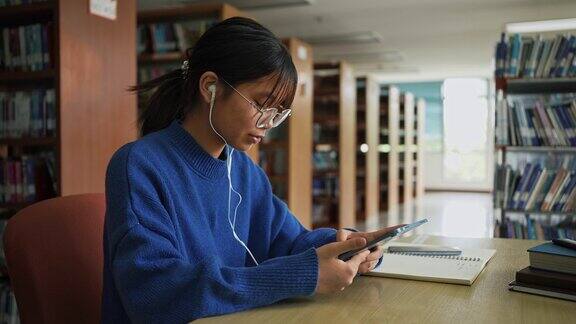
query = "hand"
(315, 237, 370, 294)
(336, 225, 406, 274)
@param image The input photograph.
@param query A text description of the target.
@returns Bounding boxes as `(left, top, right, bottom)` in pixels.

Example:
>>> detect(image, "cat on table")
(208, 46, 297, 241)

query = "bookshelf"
(493, 30, 576, 240)
(355, 76, 380, 223)
(0, 0, 137, 320)
(136, 3, 260, 162)
(399, 92, 415, 205)
(0, 0, 136, 210)
(378, 86, 400, 215)
(414, 98, 426, 199)
(258, 38, 314, 228)
(312, 61, 356, 229)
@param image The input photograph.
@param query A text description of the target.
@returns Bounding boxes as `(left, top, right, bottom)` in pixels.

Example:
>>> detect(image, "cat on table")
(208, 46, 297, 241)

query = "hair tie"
(181, 60, 190, 80)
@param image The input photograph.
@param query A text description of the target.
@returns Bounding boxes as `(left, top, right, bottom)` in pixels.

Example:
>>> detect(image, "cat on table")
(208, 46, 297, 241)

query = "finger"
(358, 262, 371, 274)
(364, 246, 384, 262)
(325, 237, 367, 256)
(364, 252, 383, 263)
(365, 224, 407, 241)
(336, 229, 350, 242)
(359, 259, 379, 274)
(347, 250, 370, 271)
(346, 232, 368, 240)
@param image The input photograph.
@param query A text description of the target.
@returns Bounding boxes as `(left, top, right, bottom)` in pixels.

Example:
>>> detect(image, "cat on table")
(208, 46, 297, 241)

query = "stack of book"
(495, 33, 576, 79)
(509, 242, 576, 301)
(0, 23, 52, 72)
(494, 162, 576, 213)
(496, 97, 576, 146)
(137, 20, 218, 55)
(0, 89, 56, 138)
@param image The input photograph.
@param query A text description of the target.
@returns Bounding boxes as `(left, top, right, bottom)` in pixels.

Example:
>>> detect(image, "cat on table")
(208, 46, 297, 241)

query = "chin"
(228, 141, 252, 152)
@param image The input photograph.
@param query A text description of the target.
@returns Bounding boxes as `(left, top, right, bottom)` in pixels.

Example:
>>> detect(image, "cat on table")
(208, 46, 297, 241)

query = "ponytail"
(130, 68, 187, 136)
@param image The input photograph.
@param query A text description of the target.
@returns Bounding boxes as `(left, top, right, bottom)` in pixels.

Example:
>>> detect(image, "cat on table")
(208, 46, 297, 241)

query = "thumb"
(324, 237, 367, 256)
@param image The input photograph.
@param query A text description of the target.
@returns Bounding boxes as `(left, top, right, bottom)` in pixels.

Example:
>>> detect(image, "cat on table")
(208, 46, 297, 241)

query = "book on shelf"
(313, 150, 338, 171)
(496, 97, 576, 147)
(495, 32, 576, 79)
(0, 22, 52, 72)
(0, 0, 47, 7)
(0, 282, 18, 324)
(312, 177, 338, 197)
(0, 219, 6, 273)
(261, 123, 287, 143)
(138, 64, 180, 84)
(312, 203, 335, 226)
(258, 148, 287, 175)
(0, 151, 56, 205)
(495, 161, 576, 213)
(0, 88, 56, 138)
(137, 20, 218, 56)
(495, 215, 575, 240)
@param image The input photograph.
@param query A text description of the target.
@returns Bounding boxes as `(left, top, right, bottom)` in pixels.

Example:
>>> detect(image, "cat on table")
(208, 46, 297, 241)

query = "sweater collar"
(165, 120, 228, 180)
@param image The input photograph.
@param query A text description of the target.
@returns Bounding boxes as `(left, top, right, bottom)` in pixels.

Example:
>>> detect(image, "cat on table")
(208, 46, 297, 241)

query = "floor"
(358, 191, 495, 238)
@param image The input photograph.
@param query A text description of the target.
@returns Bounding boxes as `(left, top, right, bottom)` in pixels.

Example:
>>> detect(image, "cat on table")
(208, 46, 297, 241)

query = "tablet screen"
(337, 219, 428, 261)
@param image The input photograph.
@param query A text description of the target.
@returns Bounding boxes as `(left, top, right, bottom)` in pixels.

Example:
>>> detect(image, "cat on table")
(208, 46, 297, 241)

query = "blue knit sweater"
(101, 121, 337, 323)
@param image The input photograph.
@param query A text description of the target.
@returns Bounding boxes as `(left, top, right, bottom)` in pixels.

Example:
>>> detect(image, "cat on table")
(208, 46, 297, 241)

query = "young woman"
(102, 17, 395, 323)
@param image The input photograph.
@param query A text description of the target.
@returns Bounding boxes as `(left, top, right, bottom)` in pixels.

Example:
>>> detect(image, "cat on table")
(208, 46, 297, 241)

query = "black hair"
(131, 17, 298, 136)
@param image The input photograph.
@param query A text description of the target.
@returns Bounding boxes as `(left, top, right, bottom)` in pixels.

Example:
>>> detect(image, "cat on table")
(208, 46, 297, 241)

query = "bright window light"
(506, 18, 576, 33)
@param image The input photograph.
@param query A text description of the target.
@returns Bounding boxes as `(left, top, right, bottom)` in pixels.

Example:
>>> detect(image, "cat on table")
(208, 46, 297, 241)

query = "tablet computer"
(337, 219, 428, 261)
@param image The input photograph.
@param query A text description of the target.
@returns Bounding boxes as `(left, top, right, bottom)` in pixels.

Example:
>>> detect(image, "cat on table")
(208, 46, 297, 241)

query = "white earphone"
(207, 83, 259, 266)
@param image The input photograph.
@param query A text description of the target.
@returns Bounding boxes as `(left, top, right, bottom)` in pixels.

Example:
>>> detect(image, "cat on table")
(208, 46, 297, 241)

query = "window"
(441, 78, 493, 190)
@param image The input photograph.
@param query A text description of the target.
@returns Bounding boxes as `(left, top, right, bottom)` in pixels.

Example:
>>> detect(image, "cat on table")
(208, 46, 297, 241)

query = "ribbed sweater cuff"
(232, 248, 319, 298)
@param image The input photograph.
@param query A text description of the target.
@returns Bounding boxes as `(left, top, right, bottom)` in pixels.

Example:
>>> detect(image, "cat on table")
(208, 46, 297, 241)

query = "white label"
(90, 0, 117, 21)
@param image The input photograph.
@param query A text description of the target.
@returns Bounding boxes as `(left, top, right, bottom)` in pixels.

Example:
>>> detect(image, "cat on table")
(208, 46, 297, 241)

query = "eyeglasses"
(221, 78, 292, 129)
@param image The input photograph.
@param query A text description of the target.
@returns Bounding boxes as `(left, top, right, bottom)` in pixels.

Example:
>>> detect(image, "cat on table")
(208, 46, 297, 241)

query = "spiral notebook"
(367, 243, 496, 285)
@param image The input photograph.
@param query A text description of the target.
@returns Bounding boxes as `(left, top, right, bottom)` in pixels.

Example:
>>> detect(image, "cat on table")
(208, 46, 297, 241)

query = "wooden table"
(197, 235, 576, 323)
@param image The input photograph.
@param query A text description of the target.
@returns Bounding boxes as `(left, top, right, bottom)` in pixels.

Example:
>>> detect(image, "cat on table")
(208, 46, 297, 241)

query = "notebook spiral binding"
(389, 252, 481, 262)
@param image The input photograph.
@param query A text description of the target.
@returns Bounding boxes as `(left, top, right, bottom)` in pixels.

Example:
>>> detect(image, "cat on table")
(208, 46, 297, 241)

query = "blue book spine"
(556, 35, 576, 77)
(495, 33, 507, 78)
(559, 104, 576, 146)
(509, 34, 521, 77)
(554, 104, 573, 146)
(519, 165, 541, 210)
(511, 163, 532, 210)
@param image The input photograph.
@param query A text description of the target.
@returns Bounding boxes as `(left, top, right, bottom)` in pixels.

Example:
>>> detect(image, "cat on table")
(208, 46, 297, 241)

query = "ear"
(199, 71, 218, 104)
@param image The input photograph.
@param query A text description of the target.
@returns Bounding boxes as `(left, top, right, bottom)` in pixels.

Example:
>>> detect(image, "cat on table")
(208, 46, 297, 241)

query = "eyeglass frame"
(220, 78, 292, 129)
